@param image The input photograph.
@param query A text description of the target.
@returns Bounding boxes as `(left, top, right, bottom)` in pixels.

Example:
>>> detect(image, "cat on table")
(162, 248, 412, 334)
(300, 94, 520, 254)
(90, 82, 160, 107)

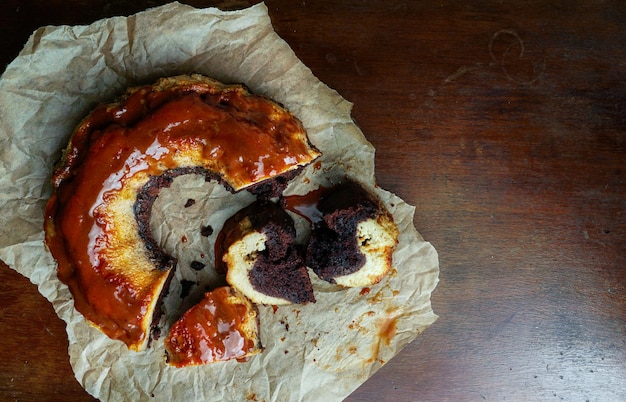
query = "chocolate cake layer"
(218, 200, 315, 305)
(305, 181, 399, 287)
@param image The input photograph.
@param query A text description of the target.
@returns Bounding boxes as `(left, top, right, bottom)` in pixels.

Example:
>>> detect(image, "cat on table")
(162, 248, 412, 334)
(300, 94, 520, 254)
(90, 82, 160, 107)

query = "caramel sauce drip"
(378, 315, 398, 346)
(44, 81, 317, 349)
(281, 186, 329, 223)
(165, 287, 258, 367)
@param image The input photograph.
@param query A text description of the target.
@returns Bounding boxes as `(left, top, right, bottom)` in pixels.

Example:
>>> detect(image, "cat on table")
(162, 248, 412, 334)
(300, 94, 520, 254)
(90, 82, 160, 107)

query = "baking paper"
(0, 3, 439, 401)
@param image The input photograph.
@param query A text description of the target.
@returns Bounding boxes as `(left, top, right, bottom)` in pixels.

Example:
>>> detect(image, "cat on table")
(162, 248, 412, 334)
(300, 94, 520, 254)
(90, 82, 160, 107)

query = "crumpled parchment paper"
(0, 2, 439, 401)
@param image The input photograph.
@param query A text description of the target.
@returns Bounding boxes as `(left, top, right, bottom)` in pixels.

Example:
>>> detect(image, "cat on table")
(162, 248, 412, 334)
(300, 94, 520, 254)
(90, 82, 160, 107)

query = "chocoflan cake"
(44, 74, 320, 351)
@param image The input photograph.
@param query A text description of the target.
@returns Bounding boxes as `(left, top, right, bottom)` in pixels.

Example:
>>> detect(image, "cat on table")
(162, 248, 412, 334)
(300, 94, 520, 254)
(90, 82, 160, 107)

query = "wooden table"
(1, 1, 624, 400)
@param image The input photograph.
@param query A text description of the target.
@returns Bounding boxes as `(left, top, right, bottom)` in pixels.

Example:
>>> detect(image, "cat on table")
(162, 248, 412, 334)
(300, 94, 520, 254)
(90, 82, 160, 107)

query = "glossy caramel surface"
(165, 287, 261, 367)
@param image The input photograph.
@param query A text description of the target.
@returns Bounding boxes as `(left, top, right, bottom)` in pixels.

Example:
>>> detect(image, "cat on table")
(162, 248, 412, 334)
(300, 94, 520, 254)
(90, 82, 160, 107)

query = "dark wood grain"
(1, 1, 625, 401)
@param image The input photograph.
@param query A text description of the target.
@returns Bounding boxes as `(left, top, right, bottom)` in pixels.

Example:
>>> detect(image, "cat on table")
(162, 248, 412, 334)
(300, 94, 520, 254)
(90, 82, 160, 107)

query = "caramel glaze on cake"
(216, 200, 315, 305)
(165, 286, 263, 367)
(304, 181, 399, 288)
(44, 74, 320, 351)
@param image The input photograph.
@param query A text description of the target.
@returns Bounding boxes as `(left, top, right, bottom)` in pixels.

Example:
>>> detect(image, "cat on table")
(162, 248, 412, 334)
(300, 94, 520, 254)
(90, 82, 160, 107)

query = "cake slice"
(305, 181, 399, 287)
(164, 286, 262, 367)
(216, 200, 315, 305)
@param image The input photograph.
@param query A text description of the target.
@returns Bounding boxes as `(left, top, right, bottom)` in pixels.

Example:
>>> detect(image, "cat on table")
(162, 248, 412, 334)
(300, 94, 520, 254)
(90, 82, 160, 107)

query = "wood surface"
(1, 1, 625, 401)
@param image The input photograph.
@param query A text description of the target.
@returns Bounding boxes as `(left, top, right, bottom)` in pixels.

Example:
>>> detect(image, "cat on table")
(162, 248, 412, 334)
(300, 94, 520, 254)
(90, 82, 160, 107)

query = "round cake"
(44, 74, 321, 351)
(305, 181, 399, 287)
(216, 200, 315, 305)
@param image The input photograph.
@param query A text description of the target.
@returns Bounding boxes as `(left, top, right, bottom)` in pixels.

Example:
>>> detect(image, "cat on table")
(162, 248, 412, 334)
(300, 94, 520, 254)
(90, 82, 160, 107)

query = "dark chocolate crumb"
(151, 326, 161, 340)
(201, 224, 214, 237)
(279, 320, 290, 331)
(184, 198, 196, 208)
(190, 261, 206, 271)
(180, 279, 195, 299)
